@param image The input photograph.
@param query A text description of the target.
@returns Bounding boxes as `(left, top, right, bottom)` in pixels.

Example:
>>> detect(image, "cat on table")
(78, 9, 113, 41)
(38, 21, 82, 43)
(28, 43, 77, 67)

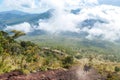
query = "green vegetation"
(18, 34, 120, 79)
(0, 30, 75, 74)
(0, 31, 120, 79)
(19, 35, 120, 62)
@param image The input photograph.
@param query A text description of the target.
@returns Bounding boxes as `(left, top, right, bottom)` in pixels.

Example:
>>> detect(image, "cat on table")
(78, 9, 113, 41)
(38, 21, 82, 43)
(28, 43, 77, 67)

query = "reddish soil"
(0, 67, 105, 80)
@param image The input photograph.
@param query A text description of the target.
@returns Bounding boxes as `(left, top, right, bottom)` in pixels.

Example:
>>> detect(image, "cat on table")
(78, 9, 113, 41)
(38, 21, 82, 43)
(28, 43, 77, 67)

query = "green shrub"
(62, 56, 74, 68)
(115, 66, 120, 72)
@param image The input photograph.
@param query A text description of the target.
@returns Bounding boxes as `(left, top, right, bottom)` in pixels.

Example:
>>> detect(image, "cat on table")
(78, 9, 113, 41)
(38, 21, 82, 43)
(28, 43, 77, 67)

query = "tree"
(11, 30, 25, 39)
(115, 66, 120, 72)
(0, 31, 8, 38)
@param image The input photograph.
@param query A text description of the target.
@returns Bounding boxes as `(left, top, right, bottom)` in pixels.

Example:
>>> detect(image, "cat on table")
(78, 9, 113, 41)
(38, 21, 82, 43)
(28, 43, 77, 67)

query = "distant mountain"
(0, 9, 107, 38)
(81, 19, 105, 28)
(71, 9, 81, 14)
(28, 29, 47, 35)
(0, 10, 29, 15)
(0, 9, 112, 40)
(0, 10, 52, 30)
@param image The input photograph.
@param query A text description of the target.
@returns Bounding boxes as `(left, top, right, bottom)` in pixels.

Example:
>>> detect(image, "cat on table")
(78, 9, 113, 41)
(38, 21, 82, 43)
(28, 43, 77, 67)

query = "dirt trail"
(0, 66, 105, 80)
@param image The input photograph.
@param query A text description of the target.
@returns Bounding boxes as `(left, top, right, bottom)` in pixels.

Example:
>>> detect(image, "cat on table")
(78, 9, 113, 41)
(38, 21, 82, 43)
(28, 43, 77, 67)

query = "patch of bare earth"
(0, 66, 105, 80)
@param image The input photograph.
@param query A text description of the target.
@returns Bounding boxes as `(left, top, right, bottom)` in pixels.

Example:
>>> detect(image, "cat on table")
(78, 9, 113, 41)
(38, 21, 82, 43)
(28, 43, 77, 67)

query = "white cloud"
(1, 0, 47, 13)
(1, 0, 98, 13)
(5, 22, 32, 33)
(37, 0, 98, 33)
(37, 3, 120, 41)
(2, 0, 120, 41)
(3, 0, 37, 8)
(38, 14, 80, 33)
(82, 5, 120, 41)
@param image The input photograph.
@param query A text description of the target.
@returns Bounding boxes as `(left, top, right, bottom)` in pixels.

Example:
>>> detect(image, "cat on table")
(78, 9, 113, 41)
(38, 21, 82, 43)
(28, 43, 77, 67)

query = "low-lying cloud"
(5, 22, 32, 33)
(4, 0, 120, 41)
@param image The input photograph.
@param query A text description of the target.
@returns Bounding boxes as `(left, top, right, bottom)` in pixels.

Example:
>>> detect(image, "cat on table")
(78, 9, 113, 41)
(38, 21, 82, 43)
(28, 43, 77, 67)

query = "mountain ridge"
(0, 10, 52, 28)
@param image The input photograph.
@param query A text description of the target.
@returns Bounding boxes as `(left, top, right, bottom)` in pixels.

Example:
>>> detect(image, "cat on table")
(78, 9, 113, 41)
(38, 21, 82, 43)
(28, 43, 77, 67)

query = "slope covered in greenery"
(18, 34, 120, 79)
(0, 31, 120, 80)
(0, 31, 75, 74)
(19, 34, 120, 62)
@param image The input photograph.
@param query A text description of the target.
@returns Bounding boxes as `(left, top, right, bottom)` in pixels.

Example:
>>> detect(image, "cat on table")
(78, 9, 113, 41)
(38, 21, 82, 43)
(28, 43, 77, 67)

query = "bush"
(62, 56, 74, 68)
(115, 66, 120, 72)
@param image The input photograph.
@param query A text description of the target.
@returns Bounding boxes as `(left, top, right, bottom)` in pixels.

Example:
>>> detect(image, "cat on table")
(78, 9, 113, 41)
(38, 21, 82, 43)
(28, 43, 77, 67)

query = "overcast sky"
(99, 0, 120, 6)
(0, 0, 120, 13)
